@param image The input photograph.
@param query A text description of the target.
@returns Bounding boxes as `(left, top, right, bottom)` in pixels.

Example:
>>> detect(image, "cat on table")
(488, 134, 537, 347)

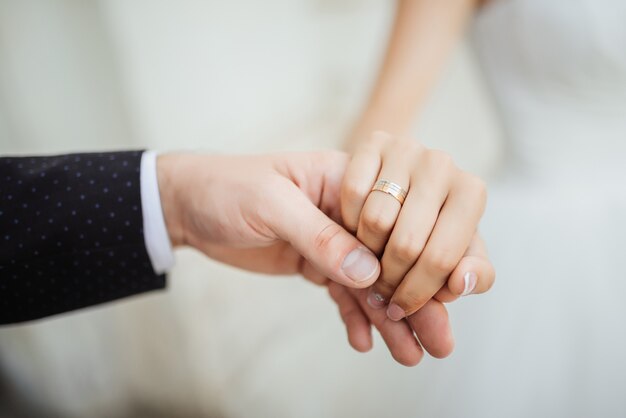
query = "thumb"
(269, 181, 380, 288)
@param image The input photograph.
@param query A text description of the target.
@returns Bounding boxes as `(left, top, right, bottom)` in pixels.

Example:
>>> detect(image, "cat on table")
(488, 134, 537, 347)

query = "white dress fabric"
(1, 1, 625, 417)
(447, 0, 626, 416)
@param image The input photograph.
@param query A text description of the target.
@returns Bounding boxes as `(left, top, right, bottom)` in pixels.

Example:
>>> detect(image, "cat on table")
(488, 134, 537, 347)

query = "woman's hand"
(341, 131, 494, 321)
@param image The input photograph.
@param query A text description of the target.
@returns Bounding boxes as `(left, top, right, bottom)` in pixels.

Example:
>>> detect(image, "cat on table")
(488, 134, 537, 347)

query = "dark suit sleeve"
(0, 151, 166, 325)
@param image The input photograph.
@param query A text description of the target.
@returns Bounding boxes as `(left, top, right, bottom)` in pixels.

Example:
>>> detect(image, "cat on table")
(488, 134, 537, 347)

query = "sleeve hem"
(140, 151, 175, 274)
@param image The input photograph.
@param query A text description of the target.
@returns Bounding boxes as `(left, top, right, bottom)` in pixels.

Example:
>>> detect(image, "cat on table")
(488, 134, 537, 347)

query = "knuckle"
(459, 172, 488, 209)
(424, 248, 459, 275)
(373, 276, 398, 298)
(313, 223, 344, 253)
(403, 138, 423, 153)
(395, 291, 427, 313)
(389, 238, 425, 264)
(418, 150, 457, 183)
(361, 209, 395, 235)
(364, 131, 392, 150)
(342, 182, 369, 203)
(470, 175, 488, 202)
(428, 149, 454, 168)
(385, 137, 424, 160)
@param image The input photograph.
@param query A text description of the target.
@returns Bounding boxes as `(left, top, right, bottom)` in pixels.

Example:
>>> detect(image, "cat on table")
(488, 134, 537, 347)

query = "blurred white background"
(0, 1, 502, 417)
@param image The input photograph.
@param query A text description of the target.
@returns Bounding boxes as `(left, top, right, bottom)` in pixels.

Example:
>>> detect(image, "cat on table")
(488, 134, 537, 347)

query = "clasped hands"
(158, 131, 495, 366)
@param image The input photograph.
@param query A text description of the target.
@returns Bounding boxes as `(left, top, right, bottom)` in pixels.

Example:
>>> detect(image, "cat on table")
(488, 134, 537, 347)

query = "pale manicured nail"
(386, 303, 406, 321)
(341, 247, 379, 283)
(367, 289, 386, 309)
(462, 272, 478, 296)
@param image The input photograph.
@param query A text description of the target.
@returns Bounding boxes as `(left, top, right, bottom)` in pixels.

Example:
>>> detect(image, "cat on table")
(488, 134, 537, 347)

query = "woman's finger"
(328, 282, 373, 353)
(387, 173, 487, 320)
(367, 150, 453, 308)
(340, 132, 387, 233)
(356, 140, 415, 256)
(446, 233, 495, 297)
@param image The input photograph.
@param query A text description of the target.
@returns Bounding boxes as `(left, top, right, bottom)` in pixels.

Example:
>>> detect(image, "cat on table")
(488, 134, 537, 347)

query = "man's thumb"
(270, 183, 380, 288)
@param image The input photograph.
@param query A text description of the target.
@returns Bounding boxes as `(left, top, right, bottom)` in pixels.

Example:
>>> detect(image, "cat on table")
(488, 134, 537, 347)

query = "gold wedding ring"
(371, 179, 408, 205)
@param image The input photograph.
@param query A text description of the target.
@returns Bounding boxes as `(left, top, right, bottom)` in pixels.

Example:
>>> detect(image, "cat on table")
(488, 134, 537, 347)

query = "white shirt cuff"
(140, 151, 175, 274)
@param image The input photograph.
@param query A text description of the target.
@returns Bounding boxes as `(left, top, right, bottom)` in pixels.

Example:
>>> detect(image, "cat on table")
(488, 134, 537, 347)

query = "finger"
(435, 233, 496, 303)
(387, 173, 487, 320)
(367, 151, 453, 308)
(271, 179, 380, 288)
(300, 259, 330, 286)
(447, 233, 495, 297)
(433, 284, 458, 303)
(405, 298, 455, 359)
(351, 288, 424, 367)
(340, 132, 386, 233)
(356, 140, 414, 256)
(328, 282, 373, 353)
(433, 233, 493, 302)
(433, 254, 494, 302)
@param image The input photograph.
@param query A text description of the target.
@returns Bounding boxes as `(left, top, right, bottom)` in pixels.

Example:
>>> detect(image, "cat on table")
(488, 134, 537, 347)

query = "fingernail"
(387, 303, 406, 321)
(367, 289, 386, 309)
(341, 247, 380, 283)
(462, 272, 477, 296)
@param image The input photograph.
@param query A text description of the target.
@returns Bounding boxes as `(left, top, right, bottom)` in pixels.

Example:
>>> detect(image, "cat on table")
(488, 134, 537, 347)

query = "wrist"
(360, 107, 413, 134)
(346, 112, 413, 152)
(156, 153, 189, 248)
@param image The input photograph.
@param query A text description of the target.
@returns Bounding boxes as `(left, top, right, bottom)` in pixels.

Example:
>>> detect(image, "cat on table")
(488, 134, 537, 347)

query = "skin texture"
(156, 150, 493, 366)
(157, 151, 382, 289)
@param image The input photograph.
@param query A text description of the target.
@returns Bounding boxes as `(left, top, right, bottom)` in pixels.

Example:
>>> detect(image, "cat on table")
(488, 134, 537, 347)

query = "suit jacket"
(0, 151, 165, 325)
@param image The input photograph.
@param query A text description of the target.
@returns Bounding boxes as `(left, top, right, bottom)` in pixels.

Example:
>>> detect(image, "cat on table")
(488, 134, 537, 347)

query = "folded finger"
(328, 282, 373, 353)
(368, 152, 452, 308)
(351, 288, 424, 367)
(447, 234, 495, 297)
(300, 259, 330, 286)
(387, 174, 487, 320)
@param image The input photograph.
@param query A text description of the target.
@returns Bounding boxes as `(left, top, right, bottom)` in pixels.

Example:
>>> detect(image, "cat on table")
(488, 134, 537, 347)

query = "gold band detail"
(371, 179, 408, 205)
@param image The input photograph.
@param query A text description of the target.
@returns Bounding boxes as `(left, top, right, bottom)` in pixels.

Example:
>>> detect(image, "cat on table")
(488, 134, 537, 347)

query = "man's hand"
(155, 151, 381, 288)
(328, 283, 453, 367)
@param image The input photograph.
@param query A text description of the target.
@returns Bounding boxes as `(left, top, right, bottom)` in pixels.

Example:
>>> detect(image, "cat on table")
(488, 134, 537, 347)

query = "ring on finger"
(371, 179, 408, 205)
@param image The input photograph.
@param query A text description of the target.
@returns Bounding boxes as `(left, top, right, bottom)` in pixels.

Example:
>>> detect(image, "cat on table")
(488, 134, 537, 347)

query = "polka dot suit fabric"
(0, 151, 165, 324)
